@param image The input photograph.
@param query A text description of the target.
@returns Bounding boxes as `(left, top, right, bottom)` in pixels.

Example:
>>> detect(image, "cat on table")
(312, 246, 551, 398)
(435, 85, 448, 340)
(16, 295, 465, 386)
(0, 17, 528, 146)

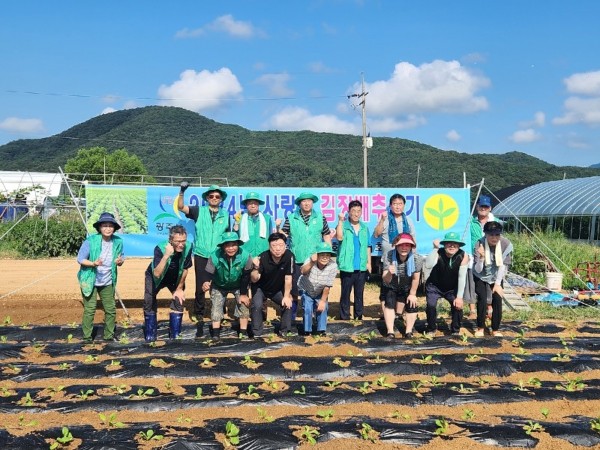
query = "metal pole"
(361, 74, 368, 188)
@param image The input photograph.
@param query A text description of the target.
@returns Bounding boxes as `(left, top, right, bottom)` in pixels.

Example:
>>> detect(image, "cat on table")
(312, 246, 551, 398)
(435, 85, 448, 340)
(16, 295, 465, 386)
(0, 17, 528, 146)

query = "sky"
(1, 0, 600, 168)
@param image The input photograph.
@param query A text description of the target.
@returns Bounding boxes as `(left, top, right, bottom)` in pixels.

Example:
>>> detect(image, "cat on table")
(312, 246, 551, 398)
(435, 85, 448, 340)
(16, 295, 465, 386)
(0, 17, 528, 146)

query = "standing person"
(466, 194, 499, 319)
(336, 200, 371, 320)
(76, 212, 125, 343)
(233, 191, 279, 258)
(298, 242, 338, 336)
(203, 232, 253, 340)
(250, 233, 295, 337)
(424, 232, 469, 336)
(381, 233, 422, 338)
(142, 225, 193, 342)
(178, 182, 229, 338)
(374, 194, 416, 314)
(280, 192, 331, 320)
(473, 221, 513, 337)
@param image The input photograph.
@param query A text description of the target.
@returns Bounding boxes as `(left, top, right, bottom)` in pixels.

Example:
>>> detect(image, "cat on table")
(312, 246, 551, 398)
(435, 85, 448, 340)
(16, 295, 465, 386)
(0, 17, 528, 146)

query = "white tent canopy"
(0, 171, 65, 206)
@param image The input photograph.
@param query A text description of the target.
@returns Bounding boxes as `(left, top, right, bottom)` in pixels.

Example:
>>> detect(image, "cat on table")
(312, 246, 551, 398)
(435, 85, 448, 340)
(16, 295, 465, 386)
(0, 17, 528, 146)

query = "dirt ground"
(1, 259, 599, 449)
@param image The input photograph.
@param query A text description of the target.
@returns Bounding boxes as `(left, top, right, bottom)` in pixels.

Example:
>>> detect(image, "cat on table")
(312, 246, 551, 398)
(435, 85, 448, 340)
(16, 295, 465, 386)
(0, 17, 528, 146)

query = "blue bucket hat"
(93, 212, 121, 232)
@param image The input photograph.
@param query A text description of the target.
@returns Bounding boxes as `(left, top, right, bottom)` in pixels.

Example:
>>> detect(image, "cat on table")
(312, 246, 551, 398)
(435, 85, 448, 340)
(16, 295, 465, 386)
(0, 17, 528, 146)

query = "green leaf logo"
(423, 194, 459, 230)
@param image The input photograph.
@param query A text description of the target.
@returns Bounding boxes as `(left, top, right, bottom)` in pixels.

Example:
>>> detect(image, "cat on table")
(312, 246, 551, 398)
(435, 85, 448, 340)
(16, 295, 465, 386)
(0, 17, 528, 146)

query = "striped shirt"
(298, 259, 338, 298)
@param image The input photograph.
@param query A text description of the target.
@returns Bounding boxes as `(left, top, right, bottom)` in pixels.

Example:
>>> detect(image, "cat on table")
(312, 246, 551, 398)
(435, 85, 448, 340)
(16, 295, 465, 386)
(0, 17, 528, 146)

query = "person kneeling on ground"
(473, 221, 513, 337)
(77, 212, 125, 343)
(250, 233, 295, 337)
(381, 233, 423, 339)
(424, 232, 469, 336)
(204, 232, 253, 340)
(143, 225, 193, 342)
(298, 242, 338, 336)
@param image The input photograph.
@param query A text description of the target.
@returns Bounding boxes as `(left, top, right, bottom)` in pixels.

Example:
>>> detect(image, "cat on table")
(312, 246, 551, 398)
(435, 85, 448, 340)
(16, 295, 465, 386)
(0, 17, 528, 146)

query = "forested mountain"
(2, 106, 599, 191)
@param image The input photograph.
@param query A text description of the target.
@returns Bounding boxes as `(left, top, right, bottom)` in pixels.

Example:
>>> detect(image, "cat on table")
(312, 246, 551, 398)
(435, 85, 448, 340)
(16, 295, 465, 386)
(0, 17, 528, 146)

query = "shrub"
(2, 216, 86, 258)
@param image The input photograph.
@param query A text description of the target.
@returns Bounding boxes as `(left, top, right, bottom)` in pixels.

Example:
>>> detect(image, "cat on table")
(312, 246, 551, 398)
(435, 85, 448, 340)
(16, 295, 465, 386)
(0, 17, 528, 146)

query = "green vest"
(289, 210, 325, 263)
(77, 234, 123, 297)
(152, 240, 193, 286)
(337, 221, 369, 272)
(210, 247, 250, 291)
(239, 213, 272, 257)
(194, 206, 229, 258)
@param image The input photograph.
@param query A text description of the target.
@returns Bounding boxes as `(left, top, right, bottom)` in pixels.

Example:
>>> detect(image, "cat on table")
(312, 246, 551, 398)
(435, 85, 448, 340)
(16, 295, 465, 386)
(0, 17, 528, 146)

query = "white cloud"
(446, 129, 461, 141)
(0, 117, 44, 133)
(510, 128, 541, 143)
(369, 115, 426, 133)
(308, 61, 337, 74)
(563, 70, 600, 96)
(175, 14, 264, 39)
(158, 68, 243, 112)
(519, 111, 545, 128)
(553, 96, 600, 126)
(265, 106, 358, 134)
(255, 73, 293, 97)
(101, 107, 117, 115)
(360, 60, 490, 116)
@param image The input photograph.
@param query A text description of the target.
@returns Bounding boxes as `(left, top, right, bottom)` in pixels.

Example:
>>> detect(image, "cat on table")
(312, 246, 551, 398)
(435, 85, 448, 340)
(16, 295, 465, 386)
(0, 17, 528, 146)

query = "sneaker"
(491, 331, 503, 337)
(315, 330, 327, 337)
(474, 328, 485, 337)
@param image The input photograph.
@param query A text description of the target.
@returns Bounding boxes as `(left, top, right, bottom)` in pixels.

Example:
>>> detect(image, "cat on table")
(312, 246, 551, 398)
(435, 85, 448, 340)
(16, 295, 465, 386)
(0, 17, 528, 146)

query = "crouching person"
(424, 232, 469, 336)
(298, 243, 338, 336)
(143, 225, 193, 341)
(381, 233, 422, 339)
(77, 212, 125, 343)
(204, 232, 253, 340)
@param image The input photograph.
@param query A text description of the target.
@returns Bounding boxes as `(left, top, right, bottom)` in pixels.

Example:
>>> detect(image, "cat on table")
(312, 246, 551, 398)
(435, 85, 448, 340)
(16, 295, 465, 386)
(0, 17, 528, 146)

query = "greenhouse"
(493, 175, 600, 243)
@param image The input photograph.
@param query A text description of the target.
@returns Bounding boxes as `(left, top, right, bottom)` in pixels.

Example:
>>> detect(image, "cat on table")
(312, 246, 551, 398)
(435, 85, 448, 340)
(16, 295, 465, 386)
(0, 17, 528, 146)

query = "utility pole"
(349, 73, 370, 187)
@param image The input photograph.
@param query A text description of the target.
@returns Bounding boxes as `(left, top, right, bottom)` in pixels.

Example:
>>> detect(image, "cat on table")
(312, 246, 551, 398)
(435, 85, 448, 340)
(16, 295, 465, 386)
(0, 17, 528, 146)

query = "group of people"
(76, 185, 512, 343)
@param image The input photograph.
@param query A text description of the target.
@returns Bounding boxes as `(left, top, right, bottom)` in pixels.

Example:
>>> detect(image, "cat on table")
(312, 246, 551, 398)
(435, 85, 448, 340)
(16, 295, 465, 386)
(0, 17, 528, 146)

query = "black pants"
(425, 283, 462, 333)
(143, 271, 184, 313)
(251, 288, 292, 336)
(474, 278, 503, 330)
(339, 270, 367, 319)
(194, 255, 211, 320)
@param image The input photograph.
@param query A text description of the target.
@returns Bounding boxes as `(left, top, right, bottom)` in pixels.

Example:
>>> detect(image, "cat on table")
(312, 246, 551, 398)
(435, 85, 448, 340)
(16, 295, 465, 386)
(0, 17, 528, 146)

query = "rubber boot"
(144, 313, 158, 342)
(195, 320, 204, 339)
(169, 312, 183, 339)
(212, 327, 221, 341)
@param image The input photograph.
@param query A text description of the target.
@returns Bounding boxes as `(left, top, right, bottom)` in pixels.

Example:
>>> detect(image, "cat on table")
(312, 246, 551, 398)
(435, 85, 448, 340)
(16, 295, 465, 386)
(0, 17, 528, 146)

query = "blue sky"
(1, 0, 600, 167)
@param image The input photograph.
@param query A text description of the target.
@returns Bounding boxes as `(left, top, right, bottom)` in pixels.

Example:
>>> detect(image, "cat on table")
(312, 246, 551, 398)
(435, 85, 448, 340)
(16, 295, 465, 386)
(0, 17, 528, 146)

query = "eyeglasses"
(208, 194, 221, 199)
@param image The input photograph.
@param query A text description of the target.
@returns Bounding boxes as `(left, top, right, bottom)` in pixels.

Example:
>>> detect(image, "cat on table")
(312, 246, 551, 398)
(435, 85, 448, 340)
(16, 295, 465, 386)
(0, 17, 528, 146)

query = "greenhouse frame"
(492, 176, 600, 243)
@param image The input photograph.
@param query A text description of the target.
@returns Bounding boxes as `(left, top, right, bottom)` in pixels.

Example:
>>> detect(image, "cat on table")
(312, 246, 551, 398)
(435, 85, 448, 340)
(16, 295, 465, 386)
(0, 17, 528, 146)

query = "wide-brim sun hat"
(392, 233, 416, 248)
(314, 242, 336, 256)
(440, 231, 465, 247)
(242, 191, 265, 205)
(219, 231, 243, 246)
(295, 192, 319, 206)
(93, 212, 121, 232)
(202, 184, 228, 202)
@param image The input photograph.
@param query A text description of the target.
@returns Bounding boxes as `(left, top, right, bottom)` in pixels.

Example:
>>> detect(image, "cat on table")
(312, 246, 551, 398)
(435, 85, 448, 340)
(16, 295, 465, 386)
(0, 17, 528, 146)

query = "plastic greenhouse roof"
(493, 176, 600, 217)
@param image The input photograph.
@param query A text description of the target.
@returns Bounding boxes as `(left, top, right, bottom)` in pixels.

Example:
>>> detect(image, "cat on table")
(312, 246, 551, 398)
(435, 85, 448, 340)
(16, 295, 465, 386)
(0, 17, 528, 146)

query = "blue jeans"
(301, 291, 328, 333)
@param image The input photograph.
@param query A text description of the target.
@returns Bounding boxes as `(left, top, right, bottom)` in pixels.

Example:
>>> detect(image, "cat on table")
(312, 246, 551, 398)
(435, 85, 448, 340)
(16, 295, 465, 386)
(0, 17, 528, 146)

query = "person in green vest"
(76, 212, 125, 343)
(203, 232, 253, 340)
(335, 199, 372, 320)
(178, 182, 230, 338)
(281, 192, 331, 319)
(233, 191, 279, 257)
(142, 225, 193, 342)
